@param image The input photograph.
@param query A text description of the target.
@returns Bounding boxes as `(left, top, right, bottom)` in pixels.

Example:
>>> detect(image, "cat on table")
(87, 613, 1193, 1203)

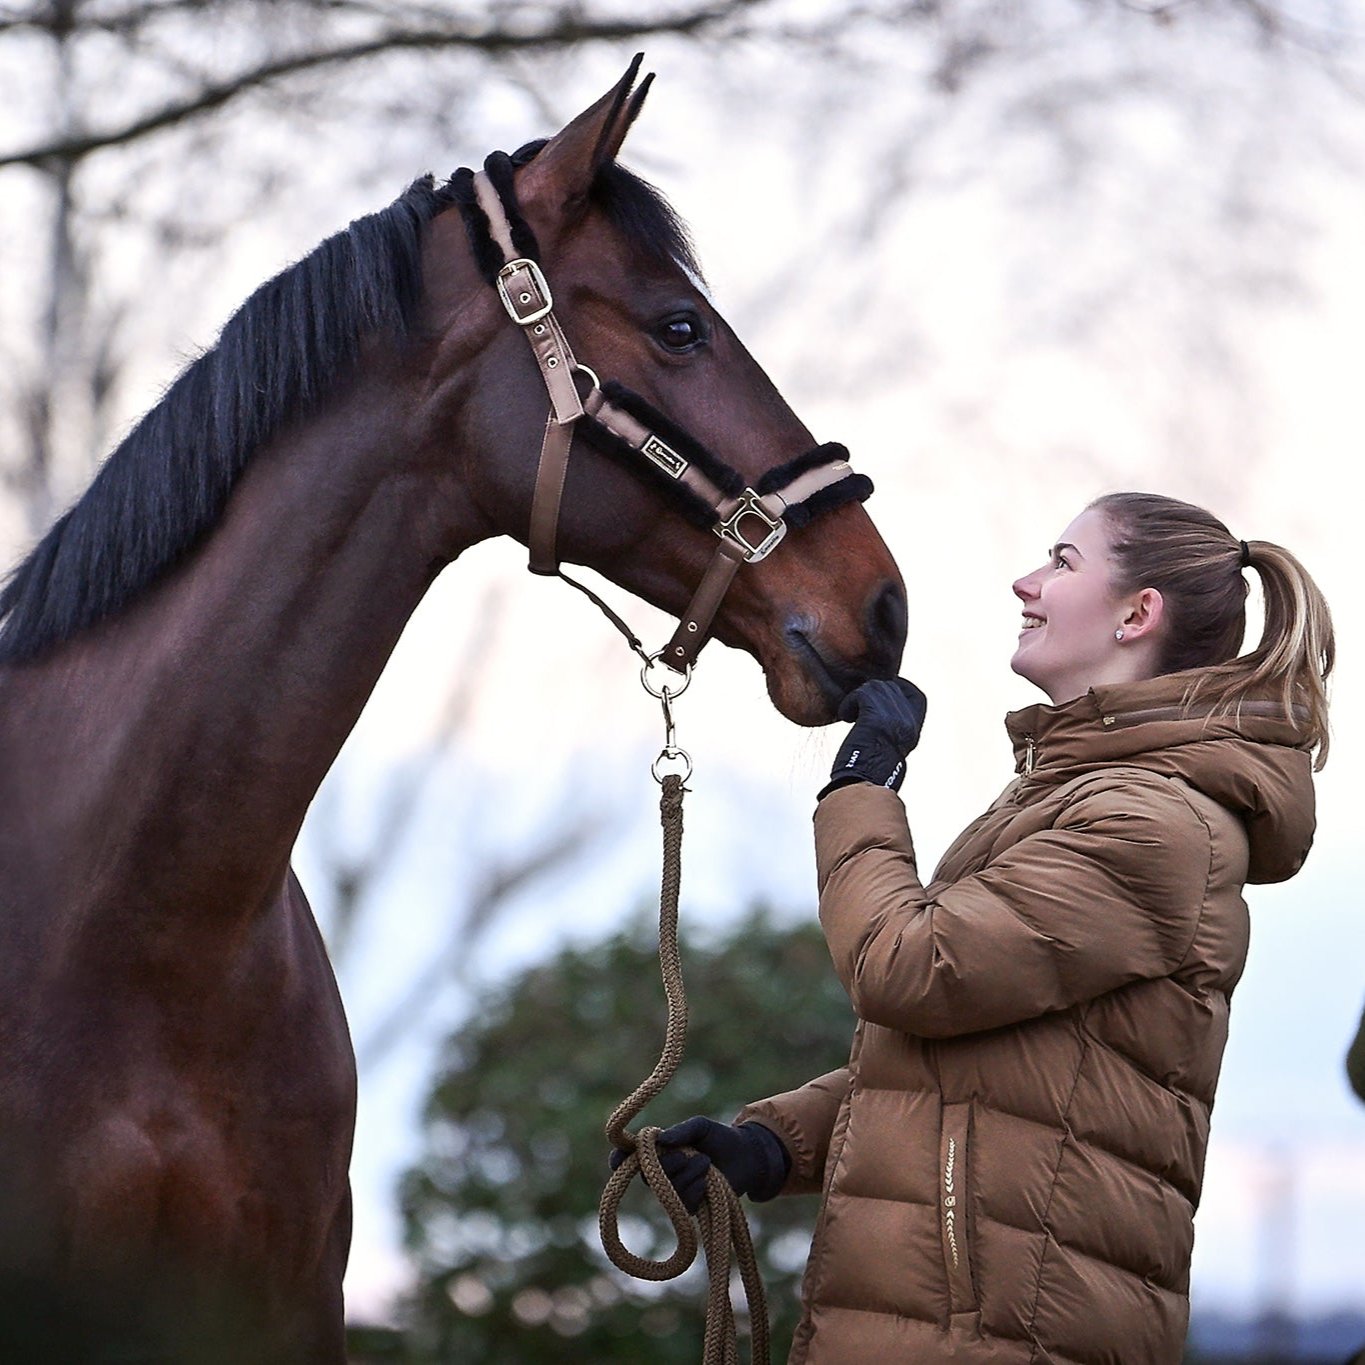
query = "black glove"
(821, 677, 927, 799)
(609, 1117, 791, 1213)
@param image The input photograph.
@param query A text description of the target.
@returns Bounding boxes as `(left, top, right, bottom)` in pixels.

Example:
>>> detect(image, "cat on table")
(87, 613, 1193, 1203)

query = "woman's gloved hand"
(609, 1117, 791, 1213)
(821, 677, 927, 799)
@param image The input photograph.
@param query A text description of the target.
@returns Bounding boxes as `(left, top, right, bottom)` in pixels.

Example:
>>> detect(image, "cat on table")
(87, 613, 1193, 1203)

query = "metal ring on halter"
(574, 363, 600, 393)
(641, 650, 692, 700)
(651, 746, 694, 785)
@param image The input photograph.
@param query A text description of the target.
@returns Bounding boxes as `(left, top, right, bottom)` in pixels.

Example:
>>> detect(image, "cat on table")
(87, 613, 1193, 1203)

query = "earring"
(1115, 629, 1125, 641)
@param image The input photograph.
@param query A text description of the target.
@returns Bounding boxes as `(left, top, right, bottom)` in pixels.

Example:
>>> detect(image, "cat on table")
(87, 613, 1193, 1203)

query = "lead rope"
(598, 689, 770, 1365)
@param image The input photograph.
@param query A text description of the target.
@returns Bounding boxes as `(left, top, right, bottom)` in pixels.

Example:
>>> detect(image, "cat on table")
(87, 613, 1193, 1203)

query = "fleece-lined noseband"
(452, 150, 872, 675)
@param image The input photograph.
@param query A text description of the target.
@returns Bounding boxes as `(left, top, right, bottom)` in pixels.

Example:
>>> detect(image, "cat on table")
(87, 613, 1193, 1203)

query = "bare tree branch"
(318, 582, 509, 968)
(354, 817, 600, 1071)
(0, 4, 758, 170)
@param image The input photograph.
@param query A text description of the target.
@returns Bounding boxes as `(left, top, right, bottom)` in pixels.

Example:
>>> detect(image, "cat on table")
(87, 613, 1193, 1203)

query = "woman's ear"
(1121, 587, 1165, 642)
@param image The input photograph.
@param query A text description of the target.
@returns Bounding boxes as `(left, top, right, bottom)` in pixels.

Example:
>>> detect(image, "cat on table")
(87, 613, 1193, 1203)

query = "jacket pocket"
(938, 1101, 978, 1313)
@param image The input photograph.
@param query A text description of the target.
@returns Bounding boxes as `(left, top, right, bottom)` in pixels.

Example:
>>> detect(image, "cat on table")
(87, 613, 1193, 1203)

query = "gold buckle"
(496, 259, 554, 325)
(716, 490, 786, 562)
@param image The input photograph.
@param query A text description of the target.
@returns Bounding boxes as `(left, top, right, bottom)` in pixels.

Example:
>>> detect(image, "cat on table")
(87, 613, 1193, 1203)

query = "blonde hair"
(1090, 492, 1334, 769)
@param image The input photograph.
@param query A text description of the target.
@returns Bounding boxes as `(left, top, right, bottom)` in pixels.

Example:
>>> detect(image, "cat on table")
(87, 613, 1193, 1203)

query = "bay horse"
(0, 61, 905, 1363)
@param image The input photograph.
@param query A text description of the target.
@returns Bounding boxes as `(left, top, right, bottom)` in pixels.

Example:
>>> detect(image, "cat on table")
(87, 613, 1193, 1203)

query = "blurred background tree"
(395, 907, 852, 1363)
(5, 0, 1360, 538)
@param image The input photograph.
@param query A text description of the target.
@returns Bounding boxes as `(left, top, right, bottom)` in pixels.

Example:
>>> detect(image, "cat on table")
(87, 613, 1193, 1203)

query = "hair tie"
(1238, 539, 1252, 569)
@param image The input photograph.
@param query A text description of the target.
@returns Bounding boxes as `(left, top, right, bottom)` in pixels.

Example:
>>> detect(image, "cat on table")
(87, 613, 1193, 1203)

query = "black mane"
(0, 156, 697, 664)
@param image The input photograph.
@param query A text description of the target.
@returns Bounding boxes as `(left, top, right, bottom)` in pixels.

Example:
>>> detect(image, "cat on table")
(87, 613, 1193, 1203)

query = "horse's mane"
(0, 156, 698, 665)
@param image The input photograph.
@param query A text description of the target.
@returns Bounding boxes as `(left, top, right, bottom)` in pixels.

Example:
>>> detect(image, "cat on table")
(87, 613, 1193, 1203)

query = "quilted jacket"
(738, 672, 1317, 1364)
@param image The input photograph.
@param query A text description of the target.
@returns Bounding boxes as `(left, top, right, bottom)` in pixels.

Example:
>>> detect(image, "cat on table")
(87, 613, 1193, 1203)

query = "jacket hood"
(1005, 672, 1317, 884)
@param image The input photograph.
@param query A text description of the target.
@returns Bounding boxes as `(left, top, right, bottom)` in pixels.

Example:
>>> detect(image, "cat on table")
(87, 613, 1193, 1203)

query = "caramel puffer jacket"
(738, 673, 1316, 1365)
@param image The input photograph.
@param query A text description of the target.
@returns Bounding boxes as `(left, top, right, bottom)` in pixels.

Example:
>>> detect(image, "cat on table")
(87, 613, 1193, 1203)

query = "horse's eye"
(654, 314, 706, 353)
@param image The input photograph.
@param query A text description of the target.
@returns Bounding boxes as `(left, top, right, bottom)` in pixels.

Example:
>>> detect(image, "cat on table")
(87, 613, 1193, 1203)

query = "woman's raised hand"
(821, 677, 928, 798)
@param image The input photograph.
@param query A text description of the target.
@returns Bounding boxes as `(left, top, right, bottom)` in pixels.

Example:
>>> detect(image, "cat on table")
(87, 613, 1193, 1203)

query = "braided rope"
(598, 774, 770, 1365)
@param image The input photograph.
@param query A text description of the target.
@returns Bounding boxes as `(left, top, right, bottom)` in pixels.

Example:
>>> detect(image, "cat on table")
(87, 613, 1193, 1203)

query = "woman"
(652, 492, 1332, 1363)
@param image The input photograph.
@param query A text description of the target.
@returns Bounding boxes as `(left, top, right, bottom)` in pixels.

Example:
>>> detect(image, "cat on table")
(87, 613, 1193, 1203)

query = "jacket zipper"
(1100, 698, 1306, 730)
(1023, 736, 1036, 775)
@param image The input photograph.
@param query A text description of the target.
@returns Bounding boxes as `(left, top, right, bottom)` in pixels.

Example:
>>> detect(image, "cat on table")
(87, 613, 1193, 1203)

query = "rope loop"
(597, 774, 770, 1364)
(599, 1126, 697, 1279)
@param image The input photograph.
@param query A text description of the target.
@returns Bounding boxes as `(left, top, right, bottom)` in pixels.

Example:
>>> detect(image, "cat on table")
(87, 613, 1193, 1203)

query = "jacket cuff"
(815, 773, 874, 803)
(739, 1122, 793, 1202)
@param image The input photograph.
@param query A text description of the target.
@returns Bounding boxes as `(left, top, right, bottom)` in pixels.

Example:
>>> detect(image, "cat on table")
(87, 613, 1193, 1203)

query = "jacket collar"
(1003, 671, 1317, 884)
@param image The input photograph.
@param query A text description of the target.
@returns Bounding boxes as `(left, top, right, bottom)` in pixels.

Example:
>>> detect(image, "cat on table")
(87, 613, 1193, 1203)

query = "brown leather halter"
(456, 154, 873, 684)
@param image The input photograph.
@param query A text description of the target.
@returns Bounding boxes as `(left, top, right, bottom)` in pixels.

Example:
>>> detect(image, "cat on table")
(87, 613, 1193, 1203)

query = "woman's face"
(1011, 507, 1155, 704)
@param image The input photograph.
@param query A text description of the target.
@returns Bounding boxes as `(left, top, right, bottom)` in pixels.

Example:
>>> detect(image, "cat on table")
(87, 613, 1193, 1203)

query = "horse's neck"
(11, 367, 488, 915)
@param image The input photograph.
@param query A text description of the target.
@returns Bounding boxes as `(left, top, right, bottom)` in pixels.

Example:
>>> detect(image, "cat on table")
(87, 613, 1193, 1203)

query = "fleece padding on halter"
(577, 416, 721, 532)
(597, 383, 747, 500)
(576, 380, 748, 531)
(778, 469, 874, 530)
(449, 153, 545, 287)
(482, 152, 542, 263)
(756, 442, 872, 529)
(448, 168, 508, 286)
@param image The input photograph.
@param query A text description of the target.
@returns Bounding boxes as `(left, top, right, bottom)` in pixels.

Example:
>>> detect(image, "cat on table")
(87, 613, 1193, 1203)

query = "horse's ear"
(518, 55, 653, 220)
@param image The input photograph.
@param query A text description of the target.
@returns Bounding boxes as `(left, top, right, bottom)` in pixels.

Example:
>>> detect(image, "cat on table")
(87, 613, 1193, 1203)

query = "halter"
(453, 152, 873, 681)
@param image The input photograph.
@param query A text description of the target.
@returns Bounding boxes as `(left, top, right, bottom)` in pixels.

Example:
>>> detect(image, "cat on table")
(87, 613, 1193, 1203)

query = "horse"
(0, 60, 905, 1363)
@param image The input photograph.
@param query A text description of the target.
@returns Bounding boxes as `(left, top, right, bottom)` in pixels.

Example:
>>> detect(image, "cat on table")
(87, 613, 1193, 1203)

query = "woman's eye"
(655, 315, 706, 353)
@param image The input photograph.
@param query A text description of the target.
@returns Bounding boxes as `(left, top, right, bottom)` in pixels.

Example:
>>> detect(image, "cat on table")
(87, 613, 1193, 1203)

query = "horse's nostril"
(866, 579, 908, 671)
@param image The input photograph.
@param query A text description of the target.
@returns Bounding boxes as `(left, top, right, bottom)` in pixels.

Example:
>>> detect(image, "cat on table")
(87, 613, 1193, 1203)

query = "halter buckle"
(716, 490, 787, 562)
(496, 258, 554, 325)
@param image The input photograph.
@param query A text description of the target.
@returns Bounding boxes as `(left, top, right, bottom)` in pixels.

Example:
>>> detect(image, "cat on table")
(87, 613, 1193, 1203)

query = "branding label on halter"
(641, 435, 688, 479)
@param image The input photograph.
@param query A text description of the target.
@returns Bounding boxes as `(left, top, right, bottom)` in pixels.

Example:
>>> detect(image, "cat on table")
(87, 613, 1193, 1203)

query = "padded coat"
(738, 673, 1317, 1364)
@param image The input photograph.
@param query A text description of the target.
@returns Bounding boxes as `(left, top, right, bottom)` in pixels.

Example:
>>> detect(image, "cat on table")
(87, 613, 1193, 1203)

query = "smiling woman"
(649, 489, 1334, 1363)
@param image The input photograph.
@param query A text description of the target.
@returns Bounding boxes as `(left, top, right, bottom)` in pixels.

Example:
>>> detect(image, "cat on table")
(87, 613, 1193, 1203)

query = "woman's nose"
(1013, 573, 1037, 603)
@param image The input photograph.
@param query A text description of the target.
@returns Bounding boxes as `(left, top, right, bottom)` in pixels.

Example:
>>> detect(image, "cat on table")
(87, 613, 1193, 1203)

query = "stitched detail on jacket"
(1023, 1225, 1189, 1295)
(1023, 1011, 1091, 1361)
(1162, 775, 1219, 976)
(825, 1190, 938, 1209)
(1067, 767, 1214, 969)
(957, 1090, 1204, 1198)
(796, 1085, 858, 1318)
(810, 1303, 1110, 1365)
(1081, 1013, 1215, 1099)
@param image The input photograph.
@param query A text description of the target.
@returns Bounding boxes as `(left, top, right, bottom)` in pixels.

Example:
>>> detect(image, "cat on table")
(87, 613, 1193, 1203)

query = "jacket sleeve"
(734, 1068, 850, 1196)
(815, 777, 1213, 1038)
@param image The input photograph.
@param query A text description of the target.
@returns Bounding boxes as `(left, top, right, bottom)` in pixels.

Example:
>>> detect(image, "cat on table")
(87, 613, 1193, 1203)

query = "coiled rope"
(598, 773, 770, 1365)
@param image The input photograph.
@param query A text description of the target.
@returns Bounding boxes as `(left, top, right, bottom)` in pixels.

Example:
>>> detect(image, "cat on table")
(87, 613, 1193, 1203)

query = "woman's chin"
(1010, 647, 1050, 696)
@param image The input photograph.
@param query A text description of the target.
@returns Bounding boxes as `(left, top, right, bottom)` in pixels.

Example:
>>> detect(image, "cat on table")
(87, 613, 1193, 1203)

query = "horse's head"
(421, 60, 905, 725)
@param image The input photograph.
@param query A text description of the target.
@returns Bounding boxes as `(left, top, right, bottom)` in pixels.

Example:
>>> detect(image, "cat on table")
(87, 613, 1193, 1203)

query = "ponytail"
(1236, 539, 1334, 768)
(1091, 493, 1334, 769)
